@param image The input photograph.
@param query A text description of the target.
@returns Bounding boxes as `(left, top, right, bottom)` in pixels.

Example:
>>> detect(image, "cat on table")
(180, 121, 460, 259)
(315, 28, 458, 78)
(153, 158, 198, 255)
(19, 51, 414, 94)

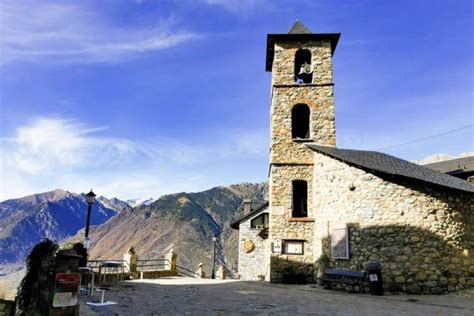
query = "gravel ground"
(79, 277, 474, 316)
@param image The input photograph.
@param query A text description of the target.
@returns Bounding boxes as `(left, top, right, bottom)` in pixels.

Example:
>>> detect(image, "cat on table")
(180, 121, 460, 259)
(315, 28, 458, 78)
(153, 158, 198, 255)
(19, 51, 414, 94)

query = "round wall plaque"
(243, 239, 255, 253)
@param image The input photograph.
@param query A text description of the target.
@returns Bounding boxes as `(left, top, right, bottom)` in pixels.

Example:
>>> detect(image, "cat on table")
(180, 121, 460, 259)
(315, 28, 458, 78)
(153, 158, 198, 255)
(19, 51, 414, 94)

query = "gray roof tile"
(288, 20, 311, 34)
(306, 145, 474, 193)
(230, 202, 269, 229)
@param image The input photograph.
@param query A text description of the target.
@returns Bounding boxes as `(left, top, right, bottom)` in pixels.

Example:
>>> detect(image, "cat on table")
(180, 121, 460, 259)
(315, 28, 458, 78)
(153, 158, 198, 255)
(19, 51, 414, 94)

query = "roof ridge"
(306, 144, 474, 193)
(288, 20, 311, 34)
(230, 201, 269, 229)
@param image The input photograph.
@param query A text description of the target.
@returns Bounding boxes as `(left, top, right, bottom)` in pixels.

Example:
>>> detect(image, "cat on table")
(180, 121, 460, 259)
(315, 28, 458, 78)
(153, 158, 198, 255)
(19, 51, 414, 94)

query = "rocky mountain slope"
(0, 189, 130, 269)
(1, 182, 268, 279)
(74, 182, 268, 275)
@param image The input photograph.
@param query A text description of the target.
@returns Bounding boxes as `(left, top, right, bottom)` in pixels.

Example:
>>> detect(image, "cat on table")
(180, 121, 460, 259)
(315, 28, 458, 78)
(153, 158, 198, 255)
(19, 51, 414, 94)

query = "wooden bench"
(318, 269, 366, 293)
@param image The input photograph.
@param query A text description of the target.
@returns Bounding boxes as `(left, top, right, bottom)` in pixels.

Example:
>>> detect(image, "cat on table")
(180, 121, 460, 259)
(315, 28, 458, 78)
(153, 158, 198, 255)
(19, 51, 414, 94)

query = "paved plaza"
(79, 277, 474, 315)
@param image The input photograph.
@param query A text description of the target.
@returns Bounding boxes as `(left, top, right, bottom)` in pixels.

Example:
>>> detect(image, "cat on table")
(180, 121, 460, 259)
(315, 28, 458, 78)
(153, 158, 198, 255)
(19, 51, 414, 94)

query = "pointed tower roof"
(288, 20, 311, 34)
(265, 22, 340, 72)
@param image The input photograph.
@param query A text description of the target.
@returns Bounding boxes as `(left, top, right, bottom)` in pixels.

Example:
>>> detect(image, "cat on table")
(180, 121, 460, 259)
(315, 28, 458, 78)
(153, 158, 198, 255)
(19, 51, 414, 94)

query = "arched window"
(292, 180, 308, 218)
(292, 104, 310, 139)
(294, 49, 312, 84)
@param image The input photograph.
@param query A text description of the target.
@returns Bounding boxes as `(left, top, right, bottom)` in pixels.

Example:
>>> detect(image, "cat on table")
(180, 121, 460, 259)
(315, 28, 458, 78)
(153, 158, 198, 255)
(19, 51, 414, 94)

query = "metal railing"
(137, 258, 169, 271)
(87, 259, 128, 273)
(86, 259, 128, 284)
(87, 258, 200, 279)
(176, 265, 200, 278)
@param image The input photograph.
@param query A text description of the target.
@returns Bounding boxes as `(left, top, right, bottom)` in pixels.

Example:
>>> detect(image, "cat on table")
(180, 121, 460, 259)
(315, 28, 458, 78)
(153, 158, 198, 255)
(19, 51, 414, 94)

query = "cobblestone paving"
(79, 277, 474, 315)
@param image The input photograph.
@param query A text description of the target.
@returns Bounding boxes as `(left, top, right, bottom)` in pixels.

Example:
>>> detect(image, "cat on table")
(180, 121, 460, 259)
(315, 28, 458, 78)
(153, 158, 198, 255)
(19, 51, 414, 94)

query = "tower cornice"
(266, 33, 340, 72)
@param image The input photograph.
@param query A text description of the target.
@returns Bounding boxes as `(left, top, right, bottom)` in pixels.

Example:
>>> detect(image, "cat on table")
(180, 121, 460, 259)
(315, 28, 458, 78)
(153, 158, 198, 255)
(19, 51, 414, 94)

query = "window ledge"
(273, 83, 334, 88)
(288, 217, 315, 222)
(292, 138, 313, 143)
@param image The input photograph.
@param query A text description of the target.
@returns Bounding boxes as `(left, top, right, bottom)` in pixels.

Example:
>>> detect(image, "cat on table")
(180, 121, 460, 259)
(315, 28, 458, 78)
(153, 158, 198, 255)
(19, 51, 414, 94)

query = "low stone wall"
(124, 248, 179, 280)
(0, 299, 15, 316)
(130, 270, 178, 280)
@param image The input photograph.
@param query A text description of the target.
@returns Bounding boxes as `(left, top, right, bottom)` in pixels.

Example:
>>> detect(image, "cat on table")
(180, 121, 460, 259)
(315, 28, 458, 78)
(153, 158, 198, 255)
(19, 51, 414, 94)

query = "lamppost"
(211, 233, 217, 279)
(84, 189, 96, 252)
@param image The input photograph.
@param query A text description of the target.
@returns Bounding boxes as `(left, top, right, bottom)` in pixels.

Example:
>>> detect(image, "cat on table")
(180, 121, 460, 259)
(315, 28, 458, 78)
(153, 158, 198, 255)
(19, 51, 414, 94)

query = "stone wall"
(269, 164, 315, 282)
(237, 211, 270, 280)
(270, 85, 336, 164)
(271, 40, 334, 86)
(268, 38, 337, 283)
(312, 153, 474, 294)
(130, 270, 178, 280)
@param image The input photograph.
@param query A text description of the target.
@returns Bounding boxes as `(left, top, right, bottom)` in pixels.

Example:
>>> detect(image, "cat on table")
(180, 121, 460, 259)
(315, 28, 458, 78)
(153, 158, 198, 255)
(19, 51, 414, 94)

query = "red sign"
(53, 273, 80, 308)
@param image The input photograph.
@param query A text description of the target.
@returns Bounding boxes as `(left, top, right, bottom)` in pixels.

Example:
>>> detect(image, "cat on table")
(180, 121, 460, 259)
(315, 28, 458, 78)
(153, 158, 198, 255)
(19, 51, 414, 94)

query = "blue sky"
(0, 0, 472, 200)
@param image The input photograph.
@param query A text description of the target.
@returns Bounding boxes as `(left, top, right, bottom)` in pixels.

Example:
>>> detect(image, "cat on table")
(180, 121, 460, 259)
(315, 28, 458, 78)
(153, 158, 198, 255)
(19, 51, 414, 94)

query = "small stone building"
(231, 200, 270, 280)
(232, 21, 474, 293)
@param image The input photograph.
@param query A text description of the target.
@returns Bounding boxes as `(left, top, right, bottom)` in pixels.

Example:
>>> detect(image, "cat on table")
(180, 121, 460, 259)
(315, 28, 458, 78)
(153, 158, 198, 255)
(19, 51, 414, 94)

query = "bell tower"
(266, 21, 340, 282)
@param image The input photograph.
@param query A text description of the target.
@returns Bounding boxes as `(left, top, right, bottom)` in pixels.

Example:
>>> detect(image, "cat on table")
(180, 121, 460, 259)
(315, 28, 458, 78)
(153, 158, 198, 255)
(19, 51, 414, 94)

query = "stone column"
(165, 248, 177, 273)
(196, 263, 206, 278)
(123, 247, 138, 273)
(216, 266, 226, 280)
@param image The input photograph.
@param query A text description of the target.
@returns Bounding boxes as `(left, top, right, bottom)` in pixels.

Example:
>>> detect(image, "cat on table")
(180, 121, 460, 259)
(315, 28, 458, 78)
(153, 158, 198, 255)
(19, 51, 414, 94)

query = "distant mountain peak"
(0, 190, 130, 265)
(415, 152, 474, 165)
(5, 188, 72, 205)
(126, 197, 156, 207)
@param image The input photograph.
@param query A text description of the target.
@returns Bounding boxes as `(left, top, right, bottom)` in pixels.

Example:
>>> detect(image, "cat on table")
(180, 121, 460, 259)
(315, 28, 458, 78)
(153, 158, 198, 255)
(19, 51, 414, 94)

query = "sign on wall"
(283, 240, 304, 255)
(272, 240, 282, 253)
(360, 207, 375, 220)
(52, 273, 80, 308)
(331, 227, 349, 259)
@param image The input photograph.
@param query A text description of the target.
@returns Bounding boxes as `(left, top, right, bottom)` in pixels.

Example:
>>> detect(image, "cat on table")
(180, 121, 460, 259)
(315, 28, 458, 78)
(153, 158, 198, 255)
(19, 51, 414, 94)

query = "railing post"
(123, 247, 138, 273)
(196, 263, 206, 278)
(165, 248, 177, 273)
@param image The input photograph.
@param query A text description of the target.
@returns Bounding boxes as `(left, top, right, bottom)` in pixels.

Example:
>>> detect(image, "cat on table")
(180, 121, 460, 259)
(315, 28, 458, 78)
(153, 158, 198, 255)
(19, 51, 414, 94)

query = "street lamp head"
(86, 189, 96, 205)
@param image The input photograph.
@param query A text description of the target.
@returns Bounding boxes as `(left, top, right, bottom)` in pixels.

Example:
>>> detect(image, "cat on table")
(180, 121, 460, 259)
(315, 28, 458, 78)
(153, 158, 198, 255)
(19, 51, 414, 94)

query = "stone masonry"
(312, 153, 474, 294)
(269, 37, 336, 282)
(237, 210, 270, 280)
(269, 165, 315, 282)
(271, 41, 334, 86)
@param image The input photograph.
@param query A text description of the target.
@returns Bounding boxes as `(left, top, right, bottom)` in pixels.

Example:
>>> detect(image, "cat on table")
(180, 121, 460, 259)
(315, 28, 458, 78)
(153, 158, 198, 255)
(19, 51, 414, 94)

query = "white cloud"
(2, 118, 141, 175)
(0, 1, 201, 65)
(0, 117, 268, 200)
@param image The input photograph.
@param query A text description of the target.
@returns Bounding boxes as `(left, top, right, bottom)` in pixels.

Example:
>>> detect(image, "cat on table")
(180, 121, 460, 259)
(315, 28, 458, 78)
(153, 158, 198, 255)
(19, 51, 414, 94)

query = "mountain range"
(67, 182, 268, 275)
(0, 189, 130, 271)
(0, 183, 268, 277)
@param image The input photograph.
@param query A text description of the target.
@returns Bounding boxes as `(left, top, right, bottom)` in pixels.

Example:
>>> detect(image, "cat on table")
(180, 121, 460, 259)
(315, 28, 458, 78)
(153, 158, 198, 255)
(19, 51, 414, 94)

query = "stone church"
(231, 21, 474, 294)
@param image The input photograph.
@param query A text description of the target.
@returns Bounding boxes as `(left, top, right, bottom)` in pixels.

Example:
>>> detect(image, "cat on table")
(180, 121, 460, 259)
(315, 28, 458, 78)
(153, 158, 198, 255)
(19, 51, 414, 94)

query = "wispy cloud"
(343, 33, 433, 47)
(0, 117, 267, 200)
(1, 118, 142, 174)
(0, 1, 201, 65)
(203, 0, 260, 12)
